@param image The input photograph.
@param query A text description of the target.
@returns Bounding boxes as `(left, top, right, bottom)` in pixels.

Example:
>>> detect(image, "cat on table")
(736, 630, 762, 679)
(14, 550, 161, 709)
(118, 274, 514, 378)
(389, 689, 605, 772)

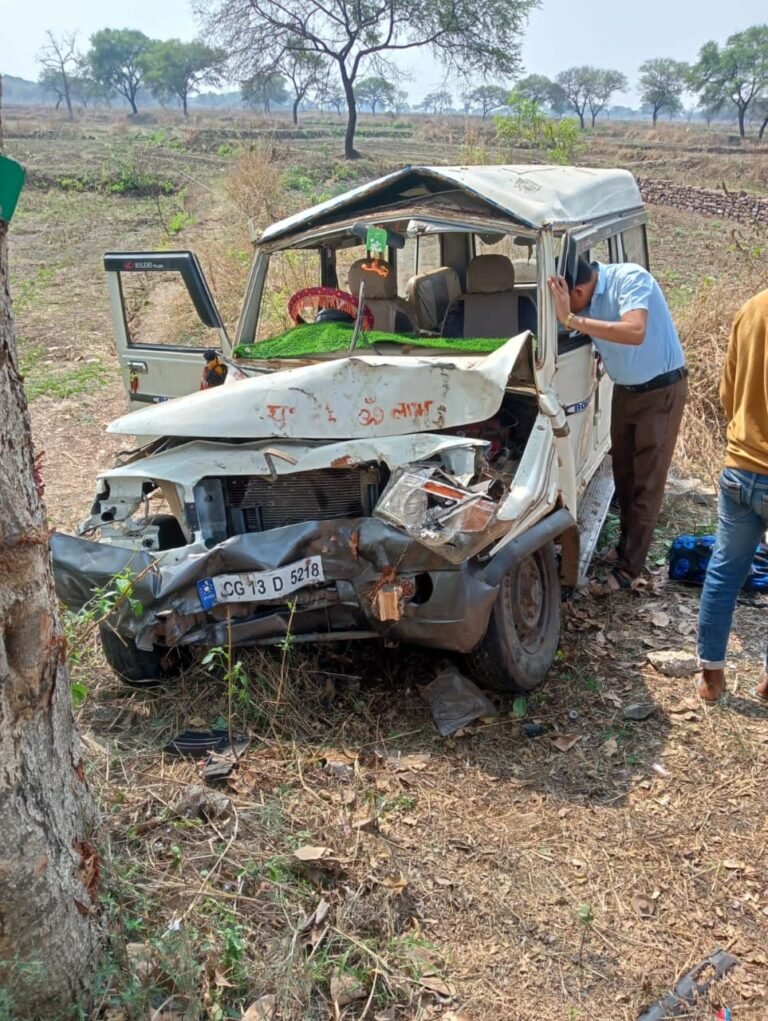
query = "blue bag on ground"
(668, 535, 768, 592)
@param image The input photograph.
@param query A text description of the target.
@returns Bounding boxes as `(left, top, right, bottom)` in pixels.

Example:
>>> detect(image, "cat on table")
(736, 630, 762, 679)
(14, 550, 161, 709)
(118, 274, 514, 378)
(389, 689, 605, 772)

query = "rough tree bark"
(0, 195, 99, 1010)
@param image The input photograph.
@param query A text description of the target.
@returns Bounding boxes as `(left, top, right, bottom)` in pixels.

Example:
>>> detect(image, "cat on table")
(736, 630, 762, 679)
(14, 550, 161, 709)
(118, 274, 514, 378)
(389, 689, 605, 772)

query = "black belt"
(617, 366, 688, 394)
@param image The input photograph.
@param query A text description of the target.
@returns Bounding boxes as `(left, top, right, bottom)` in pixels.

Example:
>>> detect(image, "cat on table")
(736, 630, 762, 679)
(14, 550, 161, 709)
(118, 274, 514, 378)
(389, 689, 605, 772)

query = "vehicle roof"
(257, 164, 643, 244)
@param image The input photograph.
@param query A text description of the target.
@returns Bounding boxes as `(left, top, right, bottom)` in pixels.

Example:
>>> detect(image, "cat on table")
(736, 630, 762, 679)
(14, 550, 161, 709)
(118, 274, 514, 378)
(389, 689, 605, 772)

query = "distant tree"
(639, 58, 688, 125)
(141, 39, 226, 116)
(86, 28, 152, 114)
(36, 31, 80, 120)
(315, 77, 346, 115)
(556, 66, 628, 128)
(393, 87, 410, 114)
(690, 27, 768, 138)
(515, 73, 555, 107)
(355, 76, 397, 115)
(585, 69, 628, 127)
(463, 84, 509, 118)
(201, 0, 539, 159)
(419, 88, 453, 114)
(277, 49, 325, 124)
(241, 70, 289, 113)
(70, 70, 114, 109)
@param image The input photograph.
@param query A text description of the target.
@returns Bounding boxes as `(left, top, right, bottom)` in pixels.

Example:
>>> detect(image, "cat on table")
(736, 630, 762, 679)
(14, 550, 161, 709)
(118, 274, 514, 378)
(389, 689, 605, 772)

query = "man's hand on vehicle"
(547, 275, 572, 324)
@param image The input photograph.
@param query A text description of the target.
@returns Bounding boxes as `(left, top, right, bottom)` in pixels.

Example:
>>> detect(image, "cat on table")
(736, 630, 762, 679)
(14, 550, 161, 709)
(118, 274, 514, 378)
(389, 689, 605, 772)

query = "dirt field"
(4, 110, 768, 1021)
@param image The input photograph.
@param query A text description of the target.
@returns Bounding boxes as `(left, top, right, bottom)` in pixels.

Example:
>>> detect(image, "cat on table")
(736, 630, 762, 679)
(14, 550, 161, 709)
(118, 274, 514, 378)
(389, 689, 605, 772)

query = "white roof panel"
(258, 164, 643, 244)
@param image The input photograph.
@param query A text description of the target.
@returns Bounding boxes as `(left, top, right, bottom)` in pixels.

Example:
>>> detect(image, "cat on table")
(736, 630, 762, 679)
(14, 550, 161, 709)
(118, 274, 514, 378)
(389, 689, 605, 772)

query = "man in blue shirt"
(549, 258, 687, 592)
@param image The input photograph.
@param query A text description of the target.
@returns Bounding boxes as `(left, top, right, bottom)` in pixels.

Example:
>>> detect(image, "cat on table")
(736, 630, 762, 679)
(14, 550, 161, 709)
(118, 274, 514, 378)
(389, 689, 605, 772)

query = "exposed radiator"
(222, 467, 381, 532)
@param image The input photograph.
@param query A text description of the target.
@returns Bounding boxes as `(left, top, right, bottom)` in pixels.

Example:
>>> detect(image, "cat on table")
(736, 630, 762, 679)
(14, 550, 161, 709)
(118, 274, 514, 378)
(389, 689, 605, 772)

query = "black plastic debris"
(521, 723, 546, 738)
(635, 949, 739, 1021)
(164, 729, 232, 757)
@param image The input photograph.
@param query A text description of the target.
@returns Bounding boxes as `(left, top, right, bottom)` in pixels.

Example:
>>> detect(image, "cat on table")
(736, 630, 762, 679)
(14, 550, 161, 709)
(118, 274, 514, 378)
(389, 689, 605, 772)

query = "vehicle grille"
(223, 467, 381, 532)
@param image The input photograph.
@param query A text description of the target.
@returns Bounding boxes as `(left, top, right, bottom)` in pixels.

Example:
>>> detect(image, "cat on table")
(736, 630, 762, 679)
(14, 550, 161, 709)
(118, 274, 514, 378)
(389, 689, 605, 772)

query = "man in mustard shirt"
(697, 290, 768, 704)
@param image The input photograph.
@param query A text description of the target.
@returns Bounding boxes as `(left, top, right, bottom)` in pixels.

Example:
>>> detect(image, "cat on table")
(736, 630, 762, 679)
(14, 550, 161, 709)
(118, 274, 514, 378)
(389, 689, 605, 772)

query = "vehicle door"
(555, 216, 646, 476)
(105, 251, 231, 409)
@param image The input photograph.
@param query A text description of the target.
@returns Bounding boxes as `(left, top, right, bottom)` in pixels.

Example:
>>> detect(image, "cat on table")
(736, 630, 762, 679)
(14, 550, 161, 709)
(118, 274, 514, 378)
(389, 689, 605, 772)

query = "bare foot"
(696, 668, 725, 704)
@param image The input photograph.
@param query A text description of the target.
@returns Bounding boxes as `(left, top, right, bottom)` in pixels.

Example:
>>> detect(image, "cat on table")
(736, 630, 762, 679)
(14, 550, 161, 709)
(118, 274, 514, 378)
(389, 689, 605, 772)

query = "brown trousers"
(611, 376, 688, 578)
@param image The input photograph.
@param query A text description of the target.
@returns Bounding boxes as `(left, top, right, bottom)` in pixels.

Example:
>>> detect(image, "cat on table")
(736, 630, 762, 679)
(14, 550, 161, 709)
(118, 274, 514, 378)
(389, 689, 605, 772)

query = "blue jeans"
(698, 468, 768, 669)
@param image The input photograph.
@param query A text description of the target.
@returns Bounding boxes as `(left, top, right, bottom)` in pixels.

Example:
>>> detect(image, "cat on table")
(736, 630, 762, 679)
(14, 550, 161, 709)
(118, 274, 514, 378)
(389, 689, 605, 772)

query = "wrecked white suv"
(52, 164, 650, 691)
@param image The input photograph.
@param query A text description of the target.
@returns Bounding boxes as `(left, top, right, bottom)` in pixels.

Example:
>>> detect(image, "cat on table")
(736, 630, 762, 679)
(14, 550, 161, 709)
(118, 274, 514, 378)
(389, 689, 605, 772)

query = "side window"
(397, 236, 417, 294)
(621, 225, 649, 268)
(587, 237, 621, 265)
(256, 250, 319, 341)
(416, 234, 441, 273)
(120, 271, 219, 349)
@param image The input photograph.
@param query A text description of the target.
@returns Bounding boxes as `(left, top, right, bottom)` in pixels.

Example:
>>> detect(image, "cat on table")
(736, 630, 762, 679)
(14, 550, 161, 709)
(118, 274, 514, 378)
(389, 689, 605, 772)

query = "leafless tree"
(36, 30, 80, 120)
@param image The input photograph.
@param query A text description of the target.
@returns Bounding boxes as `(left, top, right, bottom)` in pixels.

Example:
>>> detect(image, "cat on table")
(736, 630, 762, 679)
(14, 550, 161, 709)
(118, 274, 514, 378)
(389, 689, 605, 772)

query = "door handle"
(127, 360, 148, 373)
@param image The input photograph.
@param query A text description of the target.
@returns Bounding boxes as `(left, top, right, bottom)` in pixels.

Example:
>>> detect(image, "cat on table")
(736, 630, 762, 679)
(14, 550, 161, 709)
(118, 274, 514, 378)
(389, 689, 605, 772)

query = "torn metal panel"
(51, 516, 499, 655)
(93, 434, 487, 488)
(105, 333, 529, 441)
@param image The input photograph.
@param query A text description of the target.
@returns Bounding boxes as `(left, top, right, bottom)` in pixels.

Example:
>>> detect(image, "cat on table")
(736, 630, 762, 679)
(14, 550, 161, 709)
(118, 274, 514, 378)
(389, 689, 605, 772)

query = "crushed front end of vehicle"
(51, 334, 561, 655)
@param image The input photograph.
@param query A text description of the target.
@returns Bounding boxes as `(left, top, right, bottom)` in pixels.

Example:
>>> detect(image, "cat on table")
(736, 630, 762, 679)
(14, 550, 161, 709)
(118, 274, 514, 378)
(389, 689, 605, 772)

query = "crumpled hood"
(107, 333, 529, 440)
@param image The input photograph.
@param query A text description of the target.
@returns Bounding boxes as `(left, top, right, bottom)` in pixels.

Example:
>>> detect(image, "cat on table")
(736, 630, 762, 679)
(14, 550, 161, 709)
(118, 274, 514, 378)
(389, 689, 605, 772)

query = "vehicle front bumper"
(51, 517, 501, 653)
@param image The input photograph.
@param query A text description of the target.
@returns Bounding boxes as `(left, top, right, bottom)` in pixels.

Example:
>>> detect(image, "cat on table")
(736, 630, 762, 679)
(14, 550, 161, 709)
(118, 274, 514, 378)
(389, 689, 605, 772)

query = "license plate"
(197, 556, 324, 610)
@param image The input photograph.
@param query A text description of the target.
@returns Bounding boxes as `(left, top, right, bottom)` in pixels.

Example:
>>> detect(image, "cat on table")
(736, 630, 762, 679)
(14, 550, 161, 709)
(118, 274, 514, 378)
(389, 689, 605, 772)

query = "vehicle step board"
(577, 455, 615, 583)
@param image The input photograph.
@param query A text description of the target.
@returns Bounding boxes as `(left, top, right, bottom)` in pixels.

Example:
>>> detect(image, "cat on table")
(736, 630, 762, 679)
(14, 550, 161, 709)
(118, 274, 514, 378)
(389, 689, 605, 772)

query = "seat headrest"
(347, 258, 397, 300)
(467, 254, 516, 294)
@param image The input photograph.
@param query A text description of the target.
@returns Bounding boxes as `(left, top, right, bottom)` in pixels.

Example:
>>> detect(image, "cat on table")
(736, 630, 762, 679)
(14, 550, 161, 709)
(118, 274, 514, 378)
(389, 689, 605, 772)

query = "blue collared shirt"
(586, 262, 685, 386)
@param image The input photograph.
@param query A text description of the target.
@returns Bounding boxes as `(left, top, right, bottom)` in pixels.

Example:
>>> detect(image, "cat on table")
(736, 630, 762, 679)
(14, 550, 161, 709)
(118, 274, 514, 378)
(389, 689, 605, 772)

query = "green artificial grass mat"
(233, 322, 508, 360)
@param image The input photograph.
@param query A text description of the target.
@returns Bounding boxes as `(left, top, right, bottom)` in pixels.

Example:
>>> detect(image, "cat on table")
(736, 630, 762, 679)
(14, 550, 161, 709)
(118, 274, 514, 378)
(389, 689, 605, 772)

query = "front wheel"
(99, 623, 189, 688)
(467, 542, 560, 693)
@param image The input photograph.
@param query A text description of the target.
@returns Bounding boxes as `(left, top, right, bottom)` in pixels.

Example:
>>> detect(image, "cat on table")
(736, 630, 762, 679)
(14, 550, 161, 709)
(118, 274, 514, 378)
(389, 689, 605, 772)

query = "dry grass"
(65, 534, 768, 1020)
(674, 231, 768, 482)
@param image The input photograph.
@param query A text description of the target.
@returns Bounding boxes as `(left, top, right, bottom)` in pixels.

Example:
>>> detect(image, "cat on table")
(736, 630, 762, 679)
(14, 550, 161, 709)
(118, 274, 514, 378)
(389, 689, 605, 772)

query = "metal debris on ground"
(635, 949, 739, 1021)
(421, 666, 498, 736)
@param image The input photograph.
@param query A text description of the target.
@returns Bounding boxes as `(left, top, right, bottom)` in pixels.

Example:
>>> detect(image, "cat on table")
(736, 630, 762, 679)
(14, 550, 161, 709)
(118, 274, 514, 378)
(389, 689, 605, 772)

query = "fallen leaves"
(330, 969, 367, 1008)
(294, 845, 335, 862)
(241, 995, 276, 1021)
(551, 734, 581, 752)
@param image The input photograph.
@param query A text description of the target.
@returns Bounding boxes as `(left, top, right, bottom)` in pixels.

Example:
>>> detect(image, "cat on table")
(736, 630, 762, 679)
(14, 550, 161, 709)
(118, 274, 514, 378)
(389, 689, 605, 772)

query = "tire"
(99, 626, 192, 689)
(98, 514, 190, 687)
(467, 541, 560, 693)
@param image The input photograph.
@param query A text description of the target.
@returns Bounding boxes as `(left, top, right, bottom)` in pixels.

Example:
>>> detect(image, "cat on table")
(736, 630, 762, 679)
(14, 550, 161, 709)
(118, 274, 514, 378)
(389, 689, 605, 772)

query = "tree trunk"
(0, 215, 99, 1015)
(591, 111, 597, 127)
(182, 93, 189, 117)
(652, 108, 658, 127)
(340, 67, 359, 160)
(128, 93, 138, 115)
(760, 115, 768, 140)
(738, 104, 746, 138)
(578, 111, 585, 130)
(292, 96, 299, 125)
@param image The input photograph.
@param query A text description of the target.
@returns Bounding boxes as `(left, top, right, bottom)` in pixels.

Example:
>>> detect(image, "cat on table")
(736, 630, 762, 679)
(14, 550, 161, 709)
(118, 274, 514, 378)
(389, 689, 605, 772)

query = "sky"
(1, 0, 767, 106)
